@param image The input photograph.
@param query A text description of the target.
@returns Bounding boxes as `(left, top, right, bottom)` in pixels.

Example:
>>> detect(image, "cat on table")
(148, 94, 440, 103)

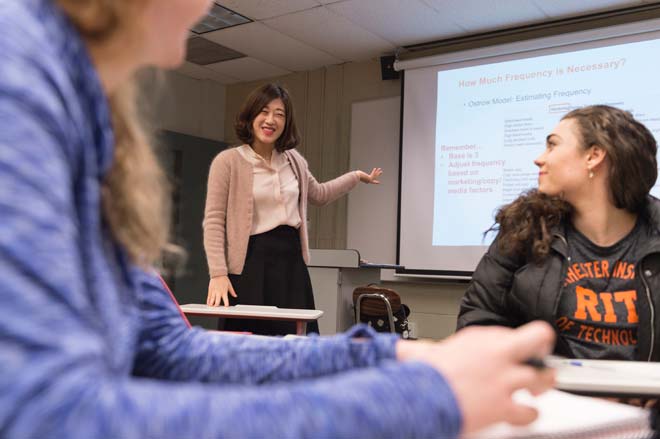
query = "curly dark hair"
(489, 189, 573, 263)
(234, 83, 301, 152)
(492, 105, 657, 262)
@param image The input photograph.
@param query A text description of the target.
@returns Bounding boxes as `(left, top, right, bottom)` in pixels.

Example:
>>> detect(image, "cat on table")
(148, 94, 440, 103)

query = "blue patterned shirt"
(0, 0, 461, 437)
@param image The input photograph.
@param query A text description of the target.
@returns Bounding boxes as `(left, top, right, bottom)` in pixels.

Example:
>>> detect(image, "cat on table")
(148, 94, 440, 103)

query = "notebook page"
(466, 389, 652, 439)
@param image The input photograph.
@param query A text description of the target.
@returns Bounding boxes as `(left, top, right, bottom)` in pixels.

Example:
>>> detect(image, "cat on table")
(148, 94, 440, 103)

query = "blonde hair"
(57, 0, 171, 266)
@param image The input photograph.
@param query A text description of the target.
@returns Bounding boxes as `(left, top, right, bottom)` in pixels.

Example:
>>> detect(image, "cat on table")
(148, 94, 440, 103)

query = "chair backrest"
(354, 293, 396, 333)
(158, 276, 192, 328)
(352, 285, 402, 314)
(352, 285, 411, 337)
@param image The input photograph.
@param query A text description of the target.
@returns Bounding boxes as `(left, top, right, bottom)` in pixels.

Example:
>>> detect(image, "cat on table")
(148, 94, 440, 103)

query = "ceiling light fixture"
(191, 3, 251, 34)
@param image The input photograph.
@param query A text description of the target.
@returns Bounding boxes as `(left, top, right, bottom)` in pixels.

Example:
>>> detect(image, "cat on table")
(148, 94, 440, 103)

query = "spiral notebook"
(467, 389, 653, 439)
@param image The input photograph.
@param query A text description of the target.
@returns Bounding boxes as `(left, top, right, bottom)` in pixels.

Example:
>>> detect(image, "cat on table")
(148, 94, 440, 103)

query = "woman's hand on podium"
(396, 321, 556, 434)
(206, 275, 237, 307)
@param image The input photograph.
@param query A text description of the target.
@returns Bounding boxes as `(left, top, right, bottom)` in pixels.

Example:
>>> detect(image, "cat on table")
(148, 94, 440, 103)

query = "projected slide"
(432, 39, 660, 246)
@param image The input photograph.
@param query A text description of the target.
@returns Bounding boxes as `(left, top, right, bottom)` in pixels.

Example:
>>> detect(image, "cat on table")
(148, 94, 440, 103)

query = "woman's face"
(139, 0, 212, 68)
(534, 118, 592, 201)
(251, 98, 286, 147)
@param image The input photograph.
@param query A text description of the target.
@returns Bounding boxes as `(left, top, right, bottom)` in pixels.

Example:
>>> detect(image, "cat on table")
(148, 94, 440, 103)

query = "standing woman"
(204, 83, 382, 335)
(457, 105, 660, 361)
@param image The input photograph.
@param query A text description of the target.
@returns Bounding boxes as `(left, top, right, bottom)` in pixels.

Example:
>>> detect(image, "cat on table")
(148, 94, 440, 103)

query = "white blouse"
(238, 145, 302, 235)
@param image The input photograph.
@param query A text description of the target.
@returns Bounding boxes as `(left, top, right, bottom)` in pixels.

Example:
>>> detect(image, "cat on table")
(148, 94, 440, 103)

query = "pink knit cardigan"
(203, 146, 360, 277)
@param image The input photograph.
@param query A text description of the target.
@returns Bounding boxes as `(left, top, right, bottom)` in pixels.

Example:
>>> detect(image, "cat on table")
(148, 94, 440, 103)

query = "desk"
(179, 304, 323, 335)
(548, 356, 660, 397)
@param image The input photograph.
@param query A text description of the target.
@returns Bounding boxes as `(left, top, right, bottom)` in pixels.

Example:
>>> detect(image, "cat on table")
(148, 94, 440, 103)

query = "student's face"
(139, 0, 213, 68)
(534, 118, 592, 200)
(251, 98, 286, 147)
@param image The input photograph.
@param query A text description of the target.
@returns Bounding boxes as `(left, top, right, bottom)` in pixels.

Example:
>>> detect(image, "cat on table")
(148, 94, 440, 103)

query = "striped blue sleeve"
(9, 353, 461, 438)
(134, 271, 400, 383)
(0, 53, 462, 439)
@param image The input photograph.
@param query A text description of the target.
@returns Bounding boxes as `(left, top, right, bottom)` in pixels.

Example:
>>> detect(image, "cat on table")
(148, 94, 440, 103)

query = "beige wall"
(224, 59, 467, 340)
(150, 70, 226, 141)
(141, 70, 229, 324)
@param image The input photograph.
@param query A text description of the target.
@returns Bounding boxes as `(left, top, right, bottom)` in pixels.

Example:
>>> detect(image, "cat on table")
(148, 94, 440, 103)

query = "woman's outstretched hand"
(357, 167, 383, 184)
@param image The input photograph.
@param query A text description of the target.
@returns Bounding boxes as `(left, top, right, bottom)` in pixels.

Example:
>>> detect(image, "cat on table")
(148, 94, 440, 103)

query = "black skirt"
(218, 225, 319, 336)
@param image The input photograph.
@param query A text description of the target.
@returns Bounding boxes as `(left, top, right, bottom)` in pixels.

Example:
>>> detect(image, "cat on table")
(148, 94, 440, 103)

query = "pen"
(566, 360, 613, 371)
(524, 357, 548, 370)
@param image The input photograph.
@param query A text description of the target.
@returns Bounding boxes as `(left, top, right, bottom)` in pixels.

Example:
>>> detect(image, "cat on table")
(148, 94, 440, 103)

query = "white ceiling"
(178, 0, 653, 84)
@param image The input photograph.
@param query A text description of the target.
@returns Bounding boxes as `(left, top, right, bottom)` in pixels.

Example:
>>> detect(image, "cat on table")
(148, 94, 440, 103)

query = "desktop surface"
(180, 304, 323, 321)
(549, 356, 660, 397)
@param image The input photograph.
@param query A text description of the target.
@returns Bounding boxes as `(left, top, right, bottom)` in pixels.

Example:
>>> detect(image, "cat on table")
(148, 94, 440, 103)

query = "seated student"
(0, 0, 555, 437)
(457, 105, 660, 361)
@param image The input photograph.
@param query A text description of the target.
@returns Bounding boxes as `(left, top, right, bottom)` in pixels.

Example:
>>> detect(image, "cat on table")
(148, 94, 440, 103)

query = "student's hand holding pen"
(396, 321, 555, 434)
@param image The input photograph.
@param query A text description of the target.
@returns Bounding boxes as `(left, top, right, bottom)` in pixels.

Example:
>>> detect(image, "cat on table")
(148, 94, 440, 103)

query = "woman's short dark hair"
(562, 105, 657, 213)
(234, 83, 301, 152)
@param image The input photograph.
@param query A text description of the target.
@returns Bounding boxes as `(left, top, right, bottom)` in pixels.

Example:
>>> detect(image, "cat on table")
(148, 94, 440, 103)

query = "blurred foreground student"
(0, 0, 554, 437)
(458, 105, 660, 361)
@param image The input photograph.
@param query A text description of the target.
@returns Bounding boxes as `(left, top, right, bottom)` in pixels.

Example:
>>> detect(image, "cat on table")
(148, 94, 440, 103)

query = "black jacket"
(457, 197, 660, 361)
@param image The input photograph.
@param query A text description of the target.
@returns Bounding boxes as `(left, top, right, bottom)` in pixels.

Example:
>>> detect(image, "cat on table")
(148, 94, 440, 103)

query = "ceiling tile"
(424, 0, 547, 33)
(206, 57, 291, 82)
(216, 0, 319, 20)
(176, 61, 241, 84)
(265, 7, 395, 62)
(326, 0, 464, 46)
(204, 69, 243, 84)
(189, 0, 648, 84)
(203, 22, 342, 71)
(533, 0, 643, 19)
(186, 37, 245, 65)
(176, 62, 215, 79)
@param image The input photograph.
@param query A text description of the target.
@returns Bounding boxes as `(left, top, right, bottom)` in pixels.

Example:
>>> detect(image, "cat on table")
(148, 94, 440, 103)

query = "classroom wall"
(224, 59, 467, 340)
(144, 70, 229, 327)
(148, 70, 227, 142)
(159, 131, 228, 329)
